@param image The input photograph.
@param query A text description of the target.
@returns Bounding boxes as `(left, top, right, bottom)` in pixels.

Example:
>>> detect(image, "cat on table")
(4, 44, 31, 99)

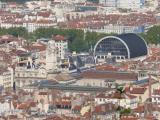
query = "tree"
(120, 108, 131, 115)
(85, 31, 110, 50)
(2, 26, 160, 52)
(7, 27, 28, 38)
(116, 86, 124, 94)
(70, 38, 87, 52)
(144, 25, 160, 44)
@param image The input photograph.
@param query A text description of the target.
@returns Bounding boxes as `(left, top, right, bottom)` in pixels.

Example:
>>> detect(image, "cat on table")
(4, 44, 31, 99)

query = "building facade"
(87, 24, 145, 34)
(99, 0, 145, 9)
(99, 0, 117, 7)
(117, 0, 145, 9)
(152, 88, 160, 104)
(0, 67, 14, 89)
(46, 35, 68, 71)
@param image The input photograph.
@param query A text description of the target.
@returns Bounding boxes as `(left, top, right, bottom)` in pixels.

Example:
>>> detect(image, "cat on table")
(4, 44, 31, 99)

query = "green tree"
(70, 38, 87, 52)
(144, 25, 160, 44)
(7, 27, 28, 38)
(116, 86, 124, 94)
(0, 28, 7, 35)
(120, 108, 131, 115)
(85, 31, 110, 50)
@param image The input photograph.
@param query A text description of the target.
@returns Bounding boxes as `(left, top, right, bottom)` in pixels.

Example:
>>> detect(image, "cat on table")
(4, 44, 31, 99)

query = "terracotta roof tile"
(38, 91, 48, 95)
(72, 105, 81, 111)
(133, 105, 144, 113)
(17, 103, 29, 109)
(37, 11, 51, 18)
(125, 86, 147, 94)
(93, 103, 117, 114)
(53, 35, 67, 41)
(96, 64, 119, 71)
(81, 70, 138, 80)
(153, 88, 160, 95)
(55, 101, 71, 106)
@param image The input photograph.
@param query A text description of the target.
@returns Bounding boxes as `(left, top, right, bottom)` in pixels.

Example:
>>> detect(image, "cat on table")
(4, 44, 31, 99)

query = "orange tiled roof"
(133, 105, 145, 113)
(81, 70, 138, 80)
(38, 91, 48, 95)
(125, 86, 147, 94)
(17, 103, 29, 109)
(53, 35, 67, 41)
(93, 103, 117, 114)
(72, 105, 81, 111)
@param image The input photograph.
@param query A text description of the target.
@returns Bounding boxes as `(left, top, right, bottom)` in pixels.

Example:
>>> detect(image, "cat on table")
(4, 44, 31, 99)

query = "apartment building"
(0, 67, 14, 89)
(46, 35, 68, 71)
(99, 0, 145, 9)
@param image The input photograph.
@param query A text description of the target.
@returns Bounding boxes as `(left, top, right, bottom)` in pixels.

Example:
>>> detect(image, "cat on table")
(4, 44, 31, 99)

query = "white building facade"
(117, 0, 145, 9)
(99, 0, 117, 7)
(0, 68, 14, 89)
(99, 0, 145, 9)
(46, 35, 68, 71)
(152, 88, 160, 104)
(87, 24, 145, 34)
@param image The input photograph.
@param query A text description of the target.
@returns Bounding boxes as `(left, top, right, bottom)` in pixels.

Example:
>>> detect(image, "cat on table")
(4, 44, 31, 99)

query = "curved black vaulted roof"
(94, 33, 148, 59)
(117, 33, 148, 58)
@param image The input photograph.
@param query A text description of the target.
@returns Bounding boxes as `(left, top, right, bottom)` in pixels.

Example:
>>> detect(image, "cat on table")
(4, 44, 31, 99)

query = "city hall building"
(94, 33, 148, 62)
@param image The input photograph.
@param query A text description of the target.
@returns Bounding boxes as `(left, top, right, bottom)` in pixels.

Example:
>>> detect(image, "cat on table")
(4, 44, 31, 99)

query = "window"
(93, 82, 95, 86)
(95, 38, 128, 59)
(17, 73, 20, 77)
(35, 73, 37, 77)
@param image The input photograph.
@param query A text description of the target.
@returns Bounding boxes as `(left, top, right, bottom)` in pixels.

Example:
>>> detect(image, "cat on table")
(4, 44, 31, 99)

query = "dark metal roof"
(117, 33, 148, 58)
(133, 78, 148, 85)
(85, 56, 95, 64)
(38, 84, 112, 92)
(68, 56, 84, 70)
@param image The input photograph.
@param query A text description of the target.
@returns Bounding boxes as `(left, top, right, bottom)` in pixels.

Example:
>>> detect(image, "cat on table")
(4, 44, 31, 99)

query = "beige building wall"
(0, 68, 13, 89)
(73, 78, 113, 87)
